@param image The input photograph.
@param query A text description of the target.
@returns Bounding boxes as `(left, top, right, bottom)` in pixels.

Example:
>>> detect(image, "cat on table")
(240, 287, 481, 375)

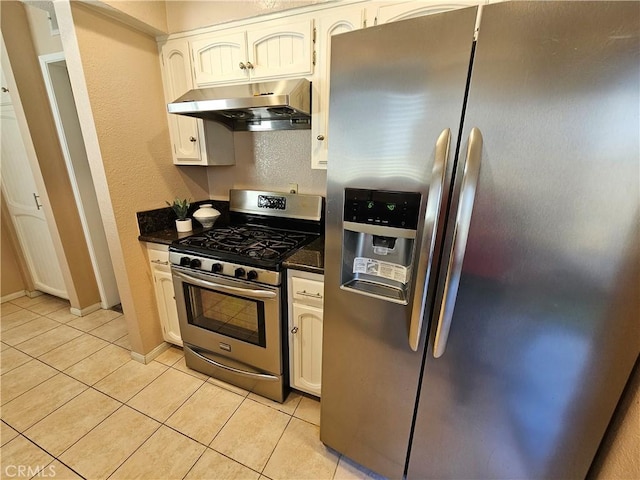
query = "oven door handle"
(186, 346, 279, 382)
(173, 271, 277, 299)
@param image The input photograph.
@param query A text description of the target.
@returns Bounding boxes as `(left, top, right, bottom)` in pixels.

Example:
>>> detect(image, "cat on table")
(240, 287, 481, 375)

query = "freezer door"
(321, 6, 478, 480)
(409, 2, 640, 479)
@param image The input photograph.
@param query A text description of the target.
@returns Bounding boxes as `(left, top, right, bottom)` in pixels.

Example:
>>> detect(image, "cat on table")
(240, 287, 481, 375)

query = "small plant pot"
(175, 218, 192, 232)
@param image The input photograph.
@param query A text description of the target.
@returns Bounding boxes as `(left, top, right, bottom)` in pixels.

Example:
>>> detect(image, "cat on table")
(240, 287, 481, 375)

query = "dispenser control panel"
(344, 189, 421, 229)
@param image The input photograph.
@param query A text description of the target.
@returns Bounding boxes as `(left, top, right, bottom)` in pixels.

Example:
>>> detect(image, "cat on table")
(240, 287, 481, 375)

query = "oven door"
(172, 266, 282, 375)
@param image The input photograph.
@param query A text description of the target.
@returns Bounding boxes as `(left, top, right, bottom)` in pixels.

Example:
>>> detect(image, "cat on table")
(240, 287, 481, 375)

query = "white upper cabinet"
(191, 30, 247, 85)
(312, 6, 365, 169)
(160, 39, 235, 166)
(161, 1, 492, 169)
(247, 18, 315, 80)
(161, 39, 205, 164)
(372, 0, 482, 25)
(192, 18, 314, 87)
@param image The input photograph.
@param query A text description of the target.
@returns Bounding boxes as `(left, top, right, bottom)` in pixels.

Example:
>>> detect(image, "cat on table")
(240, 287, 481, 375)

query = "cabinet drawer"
(291, 277, 324, 308)
(147, 245, 170, 269)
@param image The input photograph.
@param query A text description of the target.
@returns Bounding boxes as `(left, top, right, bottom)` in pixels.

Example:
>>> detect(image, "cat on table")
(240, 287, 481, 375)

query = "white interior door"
(1, 101, 68, 298)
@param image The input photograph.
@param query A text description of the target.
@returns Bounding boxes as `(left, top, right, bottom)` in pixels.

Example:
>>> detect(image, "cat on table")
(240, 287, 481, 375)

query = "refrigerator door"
(408, 2, 640, 479)
(321, 7, 477, 479)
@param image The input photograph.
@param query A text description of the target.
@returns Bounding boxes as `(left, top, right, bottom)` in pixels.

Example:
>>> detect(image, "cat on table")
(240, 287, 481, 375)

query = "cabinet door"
(151, 263, 183, 346)
(192, 31, 248, 86)
(375, 0, 482, 25)
(161, 40, 204, 164)
(312, 7, 364, 169)
(247, 19, 314, 81)
(291, 303, 323, 397)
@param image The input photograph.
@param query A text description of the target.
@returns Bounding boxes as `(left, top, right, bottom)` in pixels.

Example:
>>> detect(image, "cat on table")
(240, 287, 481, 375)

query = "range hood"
(167, 79, 311, 132)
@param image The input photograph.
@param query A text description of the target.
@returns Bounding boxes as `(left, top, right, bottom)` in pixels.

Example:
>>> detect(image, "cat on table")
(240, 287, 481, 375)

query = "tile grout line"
(3, 298, 332, 480)
(4, 315, 129, 374)
(72, 402, 162, 480)
(9, 429, 88, 479)
(4, 309, 128, 361)
(260, 412, 294, 476)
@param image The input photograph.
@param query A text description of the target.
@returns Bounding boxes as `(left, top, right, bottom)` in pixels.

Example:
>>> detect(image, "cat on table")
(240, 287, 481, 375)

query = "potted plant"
(167, 197, 192, 232)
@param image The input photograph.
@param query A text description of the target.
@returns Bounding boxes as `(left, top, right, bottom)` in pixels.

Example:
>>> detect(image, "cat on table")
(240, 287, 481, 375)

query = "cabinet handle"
(291, 326, 299, 334)
(296, 290, 323, 299)
(1, 87, 8, 93)
(246, 61, 254, 70)
(239, 62, 246, 70)
(189, 136, 196, 142)
(151, 259, 169, 265)
(317, 135, 325, 141)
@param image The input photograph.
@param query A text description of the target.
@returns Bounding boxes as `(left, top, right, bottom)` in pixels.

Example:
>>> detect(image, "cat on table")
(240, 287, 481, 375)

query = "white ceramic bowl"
(193, 204, 220, 228)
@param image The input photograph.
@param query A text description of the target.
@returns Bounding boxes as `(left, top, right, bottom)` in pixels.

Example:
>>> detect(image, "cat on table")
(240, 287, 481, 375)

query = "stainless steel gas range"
(169, 190, 323, 402)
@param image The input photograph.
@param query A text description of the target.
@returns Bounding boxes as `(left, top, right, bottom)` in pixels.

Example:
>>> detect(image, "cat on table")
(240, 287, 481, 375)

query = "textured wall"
(70, 2, 209, 354)
(100, 0, 168, 33)
(166, 0, 326, 33)
(207, 130, 326, 198)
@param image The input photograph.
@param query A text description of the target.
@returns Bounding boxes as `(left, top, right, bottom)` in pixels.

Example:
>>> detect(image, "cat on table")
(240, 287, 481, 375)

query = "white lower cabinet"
(146, 244, 182, 346)
(287, 270, 324, 397)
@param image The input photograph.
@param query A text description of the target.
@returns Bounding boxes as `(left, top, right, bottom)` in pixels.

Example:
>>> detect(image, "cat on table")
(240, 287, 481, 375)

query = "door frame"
(39, 51, 120, 309)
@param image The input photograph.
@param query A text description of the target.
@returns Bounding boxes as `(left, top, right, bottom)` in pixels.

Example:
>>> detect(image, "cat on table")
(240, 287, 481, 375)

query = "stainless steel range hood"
(167, 79, 311, 132)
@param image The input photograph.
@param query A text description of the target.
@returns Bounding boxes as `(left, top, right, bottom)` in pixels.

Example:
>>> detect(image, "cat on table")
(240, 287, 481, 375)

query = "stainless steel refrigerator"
(321, 2, 639, 479)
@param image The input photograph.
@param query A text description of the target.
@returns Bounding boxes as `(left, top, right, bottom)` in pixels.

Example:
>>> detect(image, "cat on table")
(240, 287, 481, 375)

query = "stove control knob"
(180, 257, 190, 267)
(211, 263, 223, 273)
(189, 258, 201, 269)
(247, 270, 258, 281)
(234, 268, 246, 278)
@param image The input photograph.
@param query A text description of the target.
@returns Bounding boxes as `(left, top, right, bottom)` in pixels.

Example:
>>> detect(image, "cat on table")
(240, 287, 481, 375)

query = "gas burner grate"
(177, 226, 310, 261)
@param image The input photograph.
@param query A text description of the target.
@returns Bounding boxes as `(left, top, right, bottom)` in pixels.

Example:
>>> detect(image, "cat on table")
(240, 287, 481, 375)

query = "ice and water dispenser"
(341, 188, 421, 305)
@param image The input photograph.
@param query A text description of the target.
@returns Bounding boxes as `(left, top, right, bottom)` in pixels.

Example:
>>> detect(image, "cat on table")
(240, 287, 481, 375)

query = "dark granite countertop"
(137, 200, 229, 246)
(138, 199, 325, 274)
(283, 236, 325, 275)
(138, 226, 207, 245)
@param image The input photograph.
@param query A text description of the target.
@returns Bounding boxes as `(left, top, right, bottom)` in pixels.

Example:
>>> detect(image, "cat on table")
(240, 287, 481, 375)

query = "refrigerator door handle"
(433, 127, 483, 358)
(408, 128, 451, 351)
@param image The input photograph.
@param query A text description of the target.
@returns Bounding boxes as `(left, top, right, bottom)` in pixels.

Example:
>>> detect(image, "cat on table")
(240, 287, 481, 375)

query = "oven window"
(184, 285, 266, 347)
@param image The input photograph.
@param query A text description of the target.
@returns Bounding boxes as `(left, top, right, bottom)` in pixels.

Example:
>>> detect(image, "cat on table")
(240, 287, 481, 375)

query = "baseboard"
(69, 303, 102, 317)
(130, 342, 170, 365)
(1, 290, 27, 303)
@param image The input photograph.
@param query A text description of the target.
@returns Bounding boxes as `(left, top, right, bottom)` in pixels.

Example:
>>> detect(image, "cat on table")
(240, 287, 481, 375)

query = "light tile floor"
(0, 294, 384, 480)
